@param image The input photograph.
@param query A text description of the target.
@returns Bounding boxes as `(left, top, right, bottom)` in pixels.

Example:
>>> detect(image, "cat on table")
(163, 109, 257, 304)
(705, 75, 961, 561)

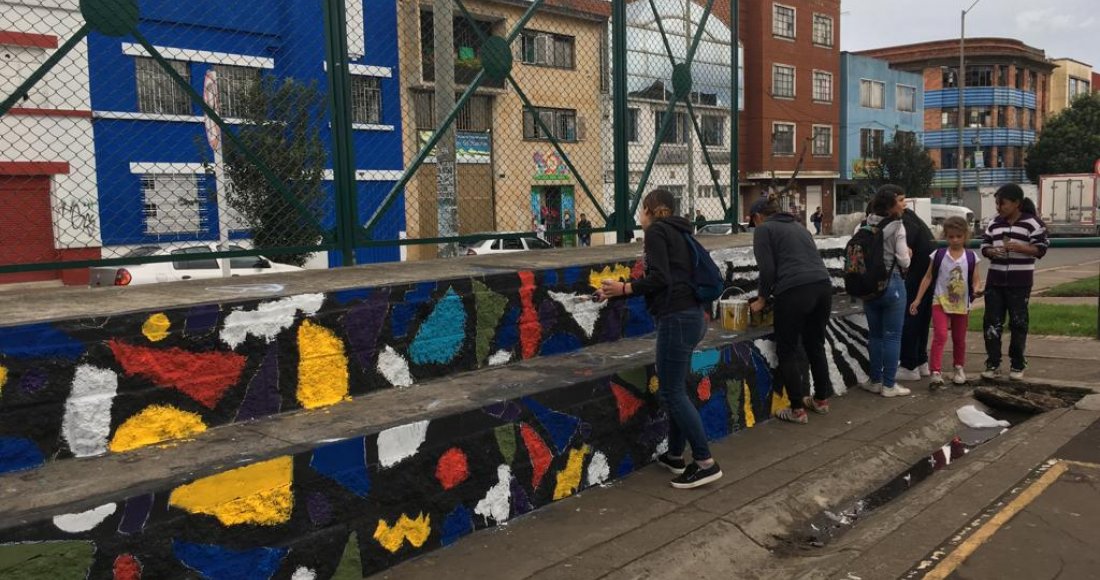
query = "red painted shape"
(113, 554, 141, 580)
(517, 271, 541, 360)
(0, 161, 70, 176)
(520, 422, 552, 490)
(610, 382, 644, 424)
(697, 377, 712, 401)
(631, 259, 645, 280)
(435, 447, 470, 490)
(108, 340, 247, 409)
(0, 31, 59, 49)
(8, 108, 93, 118)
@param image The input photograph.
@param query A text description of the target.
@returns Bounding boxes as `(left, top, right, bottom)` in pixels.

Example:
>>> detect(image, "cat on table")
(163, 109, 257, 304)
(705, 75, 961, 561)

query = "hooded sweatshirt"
(630, 216, 699, 317)
(753, 212, 831, 299)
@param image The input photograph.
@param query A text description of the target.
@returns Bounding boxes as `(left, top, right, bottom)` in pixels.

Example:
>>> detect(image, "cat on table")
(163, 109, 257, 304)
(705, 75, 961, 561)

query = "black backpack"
(844, 218, 895, 301)
(680, 231, 725, 302)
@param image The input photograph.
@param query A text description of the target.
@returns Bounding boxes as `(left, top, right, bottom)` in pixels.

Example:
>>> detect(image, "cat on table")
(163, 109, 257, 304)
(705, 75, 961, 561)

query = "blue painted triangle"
(521, 397, 580, 455)
(310, 437, 371, 498)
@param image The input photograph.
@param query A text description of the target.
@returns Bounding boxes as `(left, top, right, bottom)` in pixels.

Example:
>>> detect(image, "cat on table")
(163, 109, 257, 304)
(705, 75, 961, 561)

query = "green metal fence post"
(612, 0, 630, 244)
(322, 0, 359, 266)
(730, 0, 739, 230)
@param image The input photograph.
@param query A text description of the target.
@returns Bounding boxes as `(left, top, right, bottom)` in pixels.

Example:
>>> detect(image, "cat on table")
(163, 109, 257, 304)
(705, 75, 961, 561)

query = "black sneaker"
(656, 453, 686, 475)
(670, 462, 723, 489)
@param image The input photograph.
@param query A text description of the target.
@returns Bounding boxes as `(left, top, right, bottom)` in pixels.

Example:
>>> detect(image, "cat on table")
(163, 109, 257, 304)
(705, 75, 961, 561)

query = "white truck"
(1037, 174, 1100, 237)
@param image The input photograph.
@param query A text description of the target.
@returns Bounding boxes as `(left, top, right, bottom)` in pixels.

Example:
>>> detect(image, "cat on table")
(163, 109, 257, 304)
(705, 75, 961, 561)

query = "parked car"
(696, 222, 748, 235)
(462, 235, 553, 256)
(89, 244, 304, 286)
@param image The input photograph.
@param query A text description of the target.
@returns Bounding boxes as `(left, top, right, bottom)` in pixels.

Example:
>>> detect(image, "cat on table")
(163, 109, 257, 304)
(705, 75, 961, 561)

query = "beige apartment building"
(1048, 58, 1093, 116)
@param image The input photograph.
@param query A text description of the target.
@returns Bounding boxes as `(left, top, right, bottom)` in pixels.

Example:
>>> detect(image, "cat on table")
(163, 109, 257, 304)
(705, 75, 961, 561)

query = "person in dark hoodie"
(897, 201, 937, 381)
(748, 193, 835, 424)
(597, 189, 722, 489)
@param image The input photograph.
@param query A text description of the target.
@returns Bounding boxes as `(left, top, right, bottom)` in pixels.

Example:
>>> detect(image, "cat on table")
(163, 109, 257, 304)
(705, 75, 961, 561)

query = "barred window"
(812, 125, 832, 156)
(896, 85, 917, 113)
(414, 92, 492, 132)
(860, 128, 885, 159)
(351, 76, 382, 125)
(701, 115, 724, 147)
(773, 122, 795, 155)
(141, 174, 202, 234)
(860, 80, 885, 109)
(812, 14, 833, 47)
(773, 4, 795, 38)
(655, 111, 689, 144)
(627, 108, 639, 142)
(813, 71, 832, 102)
(523, 107, 578, 141)
(773, 64, 795, 98)
(136, 58, 191, 115)
(211, 64, 260, 119)
(520, 30, 575, 69)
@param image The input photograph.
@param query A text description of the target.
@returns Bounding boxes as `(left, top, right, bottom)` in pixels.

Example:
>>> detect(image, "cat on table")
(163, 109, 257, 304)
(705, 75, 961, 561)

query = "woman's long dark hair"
(871, 184, 904, 217)
(995, 183, 1038, 215)
(642, 189, 676, 219)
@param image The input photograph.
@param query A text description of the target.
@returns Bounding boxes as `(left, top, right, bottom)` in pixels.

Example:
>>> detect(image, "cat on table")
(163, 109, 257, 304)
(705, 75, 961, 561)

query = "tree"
(222, 77, 326, 266)
(862, 133, 937, 198)
(1025, 93, 1100, 182)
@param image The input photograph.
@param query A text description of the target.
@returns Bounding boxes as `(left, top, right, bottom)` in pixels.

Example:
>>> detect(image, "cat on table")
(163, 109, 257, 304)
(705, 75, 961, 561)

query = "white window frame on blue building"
(859, 79, 885, 109)
(896, 84, 917, 113)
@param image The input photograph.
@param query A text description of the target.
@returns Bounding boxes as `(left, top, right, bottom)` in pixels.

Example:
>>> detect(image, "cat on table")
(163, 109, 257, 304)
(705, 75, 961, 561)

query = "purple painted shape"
(307, 492, 333, 527)
(345, 288, 390, 371)
(482, 401, 523, 422)
(600, 301, 626, 342)
(118, 493, 154, 534)
(18, 368, 47, 394)
(640, 414, 669, 451)
(510, 477, 533, 515)
(235, 346, 281, 422)
(538, 300, 559, 336)
(184, 305, 221, 337)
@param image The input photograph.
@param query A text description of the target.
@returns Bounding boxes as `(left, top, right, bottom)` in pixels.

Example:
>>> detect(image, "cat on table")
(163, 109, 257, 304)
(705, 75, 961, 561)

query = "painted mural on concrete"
(0, 315, 870, 578)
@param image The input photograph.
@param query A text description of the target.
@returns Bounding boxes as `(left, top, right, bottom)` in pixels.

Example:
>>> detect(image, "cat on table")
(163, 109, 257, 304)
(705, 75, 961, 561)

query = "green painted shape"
(672, 63, 693, 100)
(726, 380, 742, 424)
(480, 36, 513, 82)
(495, 424, 517, 463)
(472, 280, 509, 364)
(331, 532, 363, 580)
(617, 367, 649, 392)
(80, 0, 139, 37)
(0, 541, 94, 580)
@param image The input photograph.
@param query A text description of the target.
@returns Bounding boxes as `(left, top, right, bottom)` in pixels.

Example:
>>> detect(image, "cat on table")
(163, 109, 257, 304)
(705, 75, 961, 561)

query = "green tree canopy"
(1026, 93, 1100, 182)
(861, 133, 937, 198)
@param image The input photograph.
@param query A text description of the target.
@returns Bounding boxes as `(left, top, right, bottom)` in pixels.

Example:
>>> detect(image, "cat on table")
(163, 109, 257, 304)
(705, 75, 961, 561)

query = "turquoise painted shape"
(691, 349, 721, 375)
(409, 287, 467, 365)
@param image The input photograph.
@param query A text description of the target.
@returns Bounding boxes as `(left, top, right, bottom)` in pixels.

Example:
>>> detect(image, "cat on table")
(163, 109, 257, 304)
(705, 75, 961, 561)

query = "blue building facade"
(88, 0, 404, 265)
(839, 53, 924, 184)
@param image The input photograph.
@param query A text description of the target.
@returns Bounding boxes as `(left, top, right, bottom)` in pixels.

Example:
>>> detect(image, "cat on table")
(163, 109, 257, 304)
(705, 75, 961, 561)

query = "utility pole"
(435, 0, 459, 257)
(683, 0, 695, 220)
(957, 0, 983, 203)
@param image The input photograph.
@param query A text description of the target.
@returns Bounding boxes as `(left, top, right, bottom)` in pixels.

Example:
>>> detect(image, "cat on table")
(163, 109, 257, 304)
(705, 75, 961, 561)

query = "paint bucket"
(719, 288, 750, 332)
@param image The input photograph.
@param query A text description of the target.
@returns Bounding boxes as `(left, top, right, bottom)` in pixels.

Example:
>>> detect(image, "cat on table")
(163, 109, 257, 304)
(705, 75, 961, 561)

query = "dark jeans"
(983, 285, 1032, 371)
(900, 269, 933, 370)
(656, 307, 710, 460)
(864, 273, 907, 388)
(773, 281, 835, 409)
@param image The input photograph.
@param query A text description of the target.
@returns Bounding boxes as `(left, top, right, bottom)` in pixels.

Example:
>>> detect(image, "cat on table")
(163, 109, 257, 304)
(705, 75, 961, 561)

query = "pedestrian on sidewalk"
(597, 189, 722, 489)
(810, 206, 823, 235)
(859, 185, 913, 398)
(577, 213, 592, 247)
(908, 217, 983, 388)
(749, 194, 835, 424)
(896, 201, 937, 382)
(980, 184, 1049, 381)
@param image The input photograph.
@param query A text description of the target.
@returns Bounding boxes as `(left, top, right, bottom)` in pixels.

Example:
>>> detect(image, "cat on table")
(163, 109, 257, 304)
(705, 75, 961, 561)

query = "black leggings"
(773, 281, 835, 409)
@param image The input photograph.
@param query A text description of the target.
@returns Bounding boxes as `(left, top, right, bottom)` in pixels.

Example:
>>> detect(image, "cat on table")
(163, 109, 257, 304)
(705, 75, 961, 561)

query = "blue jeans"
(864, 273, 906, 388)
(656, 307, 711, 460)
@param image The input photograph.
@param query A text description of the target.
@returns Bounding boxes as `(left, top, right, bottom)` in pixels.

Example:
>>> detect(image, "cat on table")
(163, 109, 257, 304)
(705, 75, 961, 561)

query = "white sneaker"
(1009, 369, 1025, 381)
(881, 385, 912, 398)
(895, 367, 922, 381)
(860, 381, 883, 394)
(919, 363, 931, 377)
(953, 366, 967, 385)
(929, 372, 944, 387)
(981, 368, 1002, 380)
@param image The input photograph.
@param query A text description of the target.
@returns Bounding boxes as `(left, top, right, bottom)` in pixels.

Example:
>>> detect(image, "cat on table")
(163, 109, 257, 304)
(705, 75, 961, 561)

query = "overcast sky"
(839, 0, 1099, 66)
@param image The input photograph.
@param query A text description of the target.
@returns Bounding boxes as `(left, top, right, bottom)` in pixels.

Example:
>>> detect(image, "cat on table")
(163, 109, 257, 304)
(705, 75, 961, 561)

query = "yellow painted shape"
(553, 445, 591, 501)
(588, 264, 633, 291)
(0, 364, 6, 395)
(109, 405, 208, 452)
(169, 457, 294, 526)
(141, 313, 171, 342)
(373, 512, 431, 553)
(648, 376, 659, 394)
(771, 387, 791, 415)
(297, 320, 350, 409)
(742, 382, 755, 428)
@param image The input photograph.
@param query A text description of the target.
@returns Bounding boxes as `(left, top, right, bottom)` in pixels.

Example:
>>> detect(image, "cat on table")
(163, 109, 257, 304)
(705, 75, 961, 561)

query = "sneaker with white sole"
(1009, 368, 1025, 381)
(919, 363, 931, 377)
(953, 366, 967, 385)
(895, 367, 922, 381)
(929, 372, 945, 390)
(881, 385, 912, 397)
(860, 381, 883, 394)
(981, 368, 1002, 380)
(670, 462, 723, 489)
(656, 453, 686, 475)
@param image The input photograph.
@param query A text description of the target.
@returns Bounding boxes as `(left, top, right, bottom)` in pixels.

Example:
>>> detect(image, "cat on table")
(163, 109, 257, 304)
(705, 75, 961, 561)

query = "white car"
(89, 244, 304, 286)
(696, 223, 748, 235)
(462, 235, 553, 256)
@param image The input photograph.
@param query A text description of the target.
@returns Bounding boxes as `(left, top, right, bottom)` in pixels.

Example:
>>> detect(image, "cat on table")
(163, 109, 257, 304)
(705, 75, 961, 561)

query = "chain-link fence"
(1, 0, 739, 285)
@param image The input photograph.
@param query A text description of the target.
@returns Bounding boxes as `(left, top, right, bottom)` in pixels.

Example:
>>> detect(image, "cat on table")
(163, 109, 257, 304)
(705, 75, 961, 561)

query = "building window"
(211, 64, 260, 119)
(701, 115, 724, 147)
(626, 108, 639, 142)
(967, 106, 992, 128)
(1069, 76, 1091, 99)
(523, 107, 577, 141)
(772, 122, 795, 155)
(351, 76, 382, 125)
(895, 131, 916, 147)
(997, 105, 1007, 128)
(519, 30, 575, 69)
(941, 148, 957, 169)
(997, 66, 1008, 87)
(812, 125, 832, 156)
(896, 85, 916, 112)
(965, 66, 993, 87)
(941, 110, 958, 129)
(812, 14, 833, 47)
(655, 111, 689, 144)
(813, 71, 832, 102)
(772, 4, 795, 39)
(420, 10, 500, 88)
(860, 80, 885, 109)
(859, 128, 884, 159)
(415, 92, 492, 132)
(1015, 67, 1025, 89)
(943, 68, 958, 88)
(141, 174, 203, 234)
(136, 57, 191, 115)
(1028, 71, 1037, 92)
(773, 64, 795, 98)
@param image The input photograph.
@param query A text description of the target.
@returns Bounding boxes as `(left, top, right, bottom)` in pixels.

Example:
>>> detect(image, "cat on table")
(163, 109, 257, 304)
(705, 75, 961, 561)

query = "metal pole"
(730, 0, 739, 230)
(323, 0, 359, 266)
(684, 0, 695, 221)
(957, 9, 965, 203)
(435, 0, 459, 258)
(612, 0, 631, 243)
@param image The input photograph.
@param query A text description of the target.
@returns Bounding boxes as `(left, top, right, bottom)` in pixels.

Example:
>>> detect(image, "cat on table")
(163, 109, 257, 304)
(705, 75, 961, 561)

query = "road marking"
(923, 460, 1068, 580)
(1061, 459, 1100, 470)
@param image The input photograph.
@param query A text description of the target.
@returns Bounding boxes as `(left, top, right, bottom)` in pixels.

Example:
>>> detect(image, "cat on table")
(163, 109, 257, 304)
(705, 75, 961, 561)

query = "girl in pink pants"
(909, 217, 983, 388)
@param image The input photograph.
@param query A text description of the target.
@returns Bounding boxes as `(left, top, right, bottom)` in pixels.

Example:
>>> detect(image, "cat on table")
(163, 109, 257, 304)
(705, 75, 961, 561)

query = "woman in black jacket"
(597, 189, 722, 489)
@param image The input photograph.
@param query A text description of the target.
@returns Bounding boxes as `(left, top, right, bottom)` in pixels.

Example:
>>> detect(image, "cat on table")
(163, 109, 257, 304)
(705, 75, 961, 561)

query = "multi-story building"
(740, 0, 842, 231)
(1093, 72, 1100, 93)
(1048, 58, 1093, 115)
(1, 0, 99, 284)
(858, 39, 1055, 201)
(837, 53, 924, 213)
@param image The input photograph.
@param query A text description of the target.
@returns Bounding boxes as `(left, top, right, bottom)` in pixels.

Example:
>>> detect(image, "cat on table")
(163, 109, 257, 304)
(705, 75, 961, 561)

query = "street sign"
(974, 150, 984, 169)
(203, 70, 221, 153)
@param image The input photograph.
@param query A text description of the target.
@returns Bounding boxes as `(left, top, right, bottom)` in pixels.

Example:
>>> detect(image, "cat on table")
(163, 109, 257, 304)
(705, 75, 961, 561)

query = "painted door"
(805, 185, 822, 230)
(0, 176, 57, 283)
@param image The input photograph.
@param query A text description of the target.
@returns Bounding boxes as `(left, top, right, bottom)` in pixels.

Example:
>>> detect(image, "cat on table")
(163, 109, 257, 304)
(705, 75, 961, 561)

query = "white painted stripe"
(351, 123, 395, 131)
(95, 111, 247, 124)
(121, 42, 275, 69)
(220, 294, 326, 349)
(62, 365, 119, 458)
(826, 323, 869, 386)
(322, 169, 404, 181)
(349, 64, 392, 77)
(129, 162, 206, 174)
